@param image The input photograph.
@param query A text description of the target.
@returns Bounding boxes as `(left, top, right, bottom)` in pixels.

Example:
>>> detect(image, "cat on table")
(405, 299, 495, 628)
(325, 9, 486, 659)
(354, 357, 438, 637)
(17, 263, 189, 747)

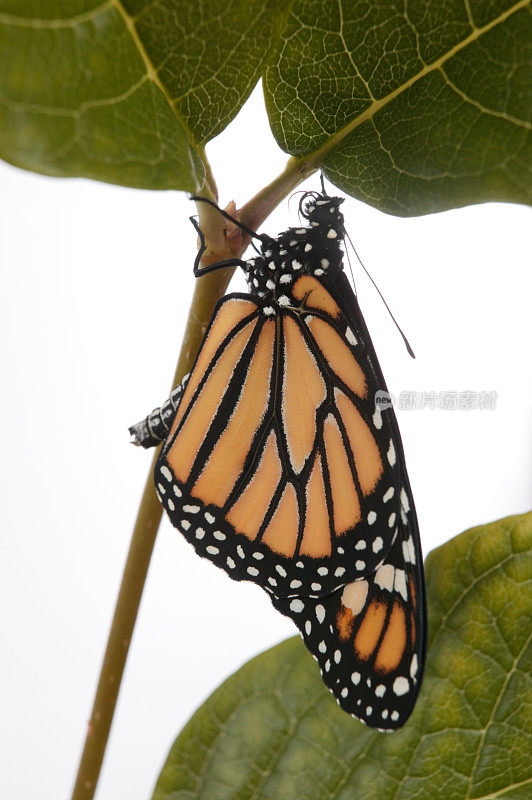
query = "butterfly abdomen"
(129, 378, 188, 449)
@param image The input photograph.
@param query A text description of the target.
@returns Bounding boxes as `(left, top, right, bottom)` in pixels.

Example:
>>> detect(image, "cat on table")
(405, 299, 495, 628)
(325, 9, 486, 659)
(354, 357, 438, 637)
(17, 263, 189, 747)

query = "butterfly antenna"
(289, 189, 311, 224)
(289, 189, 311, 212)
(344, 242, 358, 297)
(345, 230, 416, 359)
(190, 195, 269, 243)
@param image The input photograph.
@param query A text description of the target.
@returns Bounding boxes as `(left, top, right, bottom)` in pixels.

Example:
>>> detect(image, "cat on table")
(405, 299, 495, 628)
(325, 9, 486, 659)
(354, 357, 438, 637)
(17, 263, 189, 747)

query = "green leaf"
(0, 0, 291, 190)
(152, 512, 532, 800)
(264, 0, 532, 215)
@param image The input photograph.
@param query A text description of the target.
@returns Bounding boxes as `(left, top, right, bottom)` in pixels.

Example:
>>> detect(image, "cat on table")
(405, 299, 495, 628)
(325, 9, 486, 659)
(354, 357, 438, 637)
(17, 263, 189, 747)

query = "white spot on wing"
(383, 487, 394, 503)
(408, 536, 416, 564)
(393, 677, 409, 696)
(375, 564, 394, 592)
(160, 466, 172, 482)
(345, 327, 357, 346)
(402, 540, 411, 563)
(290, 599, 304, 613)
(387, 440, 396, 466)
(341, 580, 368, 615)
(316, 605, 325, 623)
(334, 567, 345, 577)
(410, 654, 419, 678)
(394, 569, 408, 601)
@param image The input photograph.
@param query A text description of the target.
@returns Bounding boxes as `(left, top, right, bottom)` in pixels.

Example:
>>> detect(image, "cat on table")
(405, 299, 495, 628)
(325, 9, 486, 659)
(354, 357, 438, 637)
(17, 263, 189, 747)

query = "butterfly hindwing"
(271, 483, 426, 731)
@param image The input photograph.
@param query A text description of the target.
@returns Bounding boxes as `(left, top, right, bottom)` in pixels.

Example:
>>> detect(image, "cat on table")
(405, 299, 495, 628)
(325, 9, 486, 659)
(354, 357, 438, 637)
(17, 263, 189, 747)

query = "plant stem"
(239, 155, 318, 233)
(70, 149, 317, 800)
(69, 265, 233, 800)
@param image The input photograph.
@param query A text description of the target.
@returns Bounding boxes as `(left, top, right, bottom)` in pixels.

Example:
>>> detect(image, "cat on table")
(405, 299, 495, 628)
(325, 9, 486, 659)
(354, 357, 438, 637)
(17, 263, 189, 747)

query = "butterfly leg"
(284, 290, 313, 315)
(189, 215, 249, 278)
(129, 376, 188, 448)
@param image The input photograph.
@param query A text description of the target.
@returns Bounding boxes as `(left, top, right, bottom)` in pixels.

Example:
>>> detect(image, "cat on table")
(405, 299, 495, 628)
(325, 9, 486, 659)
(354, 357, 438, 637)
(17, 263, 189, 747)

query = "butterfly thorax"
(243, 195, 345, 312)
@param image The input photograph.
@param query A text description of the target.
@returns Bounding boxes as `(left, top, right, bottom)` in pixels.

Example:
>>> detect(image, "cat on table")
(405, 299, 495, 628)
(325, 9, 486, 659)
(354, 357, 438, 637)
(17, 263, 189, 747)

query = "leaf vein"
(0, 1, 113, 28)
(465, 628, 532, 799)
(306, 0, 531, 169)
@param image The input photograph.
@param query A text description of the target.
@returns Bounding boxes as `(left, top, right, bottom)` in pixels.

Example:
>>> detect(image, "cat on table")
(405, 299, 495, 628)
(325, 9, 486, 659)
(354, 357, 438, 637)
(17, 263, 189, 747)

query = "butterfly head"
(299, 192, 345, 236)
(243, 192, 346, 305)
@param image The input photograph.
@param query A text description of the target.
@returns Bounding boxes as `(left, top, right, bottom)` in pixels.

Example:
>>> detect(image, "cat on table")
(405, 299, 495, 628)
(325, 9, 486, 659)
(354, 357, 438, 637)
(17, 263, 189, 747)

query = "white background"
(1, 85, 531, 800)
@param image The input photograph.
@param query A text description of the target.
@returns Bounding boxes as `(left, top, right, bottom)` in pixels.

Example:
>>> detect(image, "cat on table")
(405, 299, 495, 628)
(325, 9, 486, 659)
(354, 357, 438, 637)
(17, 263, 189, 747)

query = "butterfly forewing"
(155, 278, 404, 598)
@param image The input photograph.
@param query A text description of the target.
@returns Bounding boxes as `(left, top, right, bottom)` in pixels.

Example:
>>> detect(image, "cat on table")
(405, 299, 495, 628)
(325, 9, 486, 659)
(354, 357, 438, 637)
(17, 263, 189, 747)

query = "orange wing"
(156, 281, 404, 598)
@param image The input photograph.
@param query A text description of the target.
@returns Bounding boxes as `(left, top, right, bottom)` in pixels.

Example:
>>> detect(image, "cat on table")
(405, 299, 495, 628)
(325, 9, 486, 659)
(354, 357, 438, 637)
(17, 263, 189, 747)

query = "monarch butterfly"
(130, 187, 426, 730)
